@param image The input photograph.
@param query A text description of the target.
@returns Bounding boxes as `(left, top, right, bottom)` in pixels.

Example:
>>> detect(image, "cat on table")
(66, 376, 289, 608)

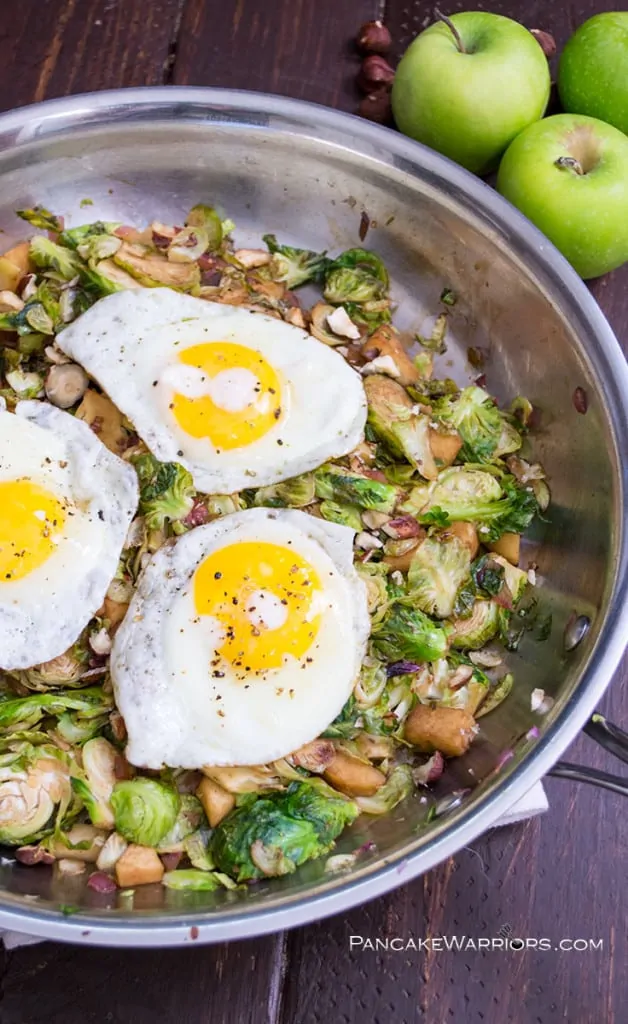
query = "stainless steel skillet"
(0, 87, 626, 946)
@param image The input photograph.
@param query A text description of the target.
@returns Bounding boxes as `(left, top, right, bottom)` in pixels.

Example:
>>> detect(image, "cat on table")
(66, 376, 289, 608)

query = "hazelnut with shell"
(356, 20, 392, 56)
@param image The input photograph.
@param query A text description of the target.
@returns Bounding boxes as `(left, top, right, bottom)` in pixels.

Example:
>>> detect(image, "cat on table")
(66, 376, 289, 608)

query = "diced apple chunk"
(488, 532, 521, 565)
(428, 428, 463, 467)
(196, 776, 235, 828)
(2, 240, 31, 277)
(324, 750, 386, 797)
(115, 844, 164, 887)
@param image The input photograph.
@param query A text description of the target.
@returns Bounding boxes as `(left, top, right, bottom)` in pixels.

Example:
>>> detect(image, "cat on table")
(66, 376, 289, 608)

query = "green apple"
(497, 113, 628, 279)
(559, 14, 628, 136)
(391, 12, 550, 175)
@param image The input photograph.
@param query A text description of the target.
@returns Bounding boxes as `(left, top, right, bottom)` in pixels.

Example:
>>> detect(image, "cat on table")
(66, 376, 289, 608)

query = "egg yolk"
(172, 342, 283, 451)
(194, 541, 323, 675)
(0, 480, 66, 582)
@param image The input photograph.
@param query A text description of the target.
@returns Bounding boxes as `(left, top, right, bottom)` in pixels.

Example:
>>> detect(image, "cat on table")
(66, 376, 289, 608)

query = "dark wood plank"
(590, 270, 628, 349)
(0, 933, 287, 1024)
(0, 0, 186, 114)
(172, 0, 382, 110)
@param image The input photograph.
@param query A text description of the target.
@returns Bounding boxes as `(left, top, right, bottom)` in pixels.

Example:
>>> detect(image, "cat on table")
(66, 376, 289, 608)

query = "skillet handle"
(583, 713, 628, 766)
(548, 712, 628, 797)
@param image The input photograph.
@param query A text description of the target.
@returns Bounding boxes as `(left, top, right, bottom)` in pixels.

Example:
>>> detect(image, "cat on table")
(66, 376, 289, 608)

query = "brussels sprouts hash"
(0, 203, 549, 895)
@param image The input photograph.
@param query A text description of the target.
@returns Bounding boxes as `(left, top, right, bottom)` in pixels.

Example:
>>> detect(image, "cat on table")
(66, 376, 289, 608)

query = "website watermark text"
(348, 935, 603, 953)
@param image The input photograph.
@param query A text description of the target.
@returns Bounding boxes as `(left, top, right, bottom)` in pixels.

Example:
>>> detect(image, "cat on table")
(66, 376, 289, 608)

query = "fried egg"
(111, 508, 369, 769)
(0, 401, 138, 670)
(56, 289, 367, 494)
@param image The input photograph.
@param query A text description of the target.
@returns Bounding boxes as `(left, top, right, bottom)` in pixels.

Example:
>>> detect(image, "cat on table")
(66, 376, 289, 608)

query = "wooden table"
(0, 2, 626, 1021)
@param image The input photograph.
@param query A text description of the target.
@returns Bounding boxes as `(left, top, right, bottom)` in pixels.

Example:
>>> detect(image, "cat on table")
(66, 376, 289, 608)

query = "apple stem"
(434, 8, 467, 53)
(555, 156, 585, 176)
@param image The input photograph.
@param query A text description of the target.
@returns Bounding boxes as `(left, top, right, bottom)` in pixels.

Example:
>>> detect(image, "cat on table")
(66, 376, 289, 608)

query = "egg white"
(111, 508, 370, 769)
(55, 289, 367, 494)
(0, 401, 138, 670)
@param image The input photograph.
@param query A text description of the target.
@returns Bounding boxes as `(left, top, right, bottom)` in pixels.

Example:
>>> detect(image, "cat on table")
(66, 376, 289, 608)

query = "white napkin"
(489, 780, 548, 826)
(2, 930, 43, 950)
(0, 782, 547, 948)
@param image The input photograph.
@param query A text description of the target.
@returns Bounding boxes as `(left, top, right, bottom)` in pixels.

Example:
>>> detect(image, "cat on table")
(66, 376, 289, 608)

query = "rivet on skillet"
(564, 614, 591, 652)
(433, 789, 471, 818)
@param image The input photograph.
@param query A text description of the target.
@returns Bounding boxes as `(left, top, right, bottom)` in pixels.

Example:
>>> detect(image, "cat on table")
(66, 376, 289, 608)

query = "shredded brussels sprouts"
(432, 385, 522, 464)
(111, 778, 180, 847)
(263, 234, 329, 289)
(132, 453, 195, 532)
(0, 200, 549, 892)
(211, 781, 358, 882)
